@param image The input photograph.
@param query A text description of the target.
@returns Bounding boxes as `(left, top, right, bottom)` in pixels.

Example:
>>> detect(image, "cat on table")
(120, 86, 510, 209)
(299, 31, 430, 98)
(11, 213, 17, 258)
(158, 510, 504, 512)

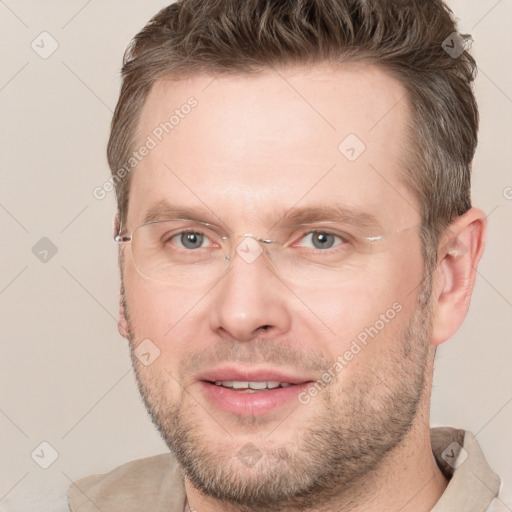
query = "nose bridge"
(226, 233, 272, 267)
(210, 234, 292, 342)
(243, 233, 274, 244)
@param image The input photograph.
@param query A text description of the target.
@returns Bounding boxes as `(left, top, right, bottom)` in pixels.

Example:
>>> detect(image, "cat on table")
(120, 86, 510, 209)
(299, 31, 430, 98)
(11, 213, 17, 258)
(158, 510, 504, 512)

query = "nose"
(209, 239, 292, 342)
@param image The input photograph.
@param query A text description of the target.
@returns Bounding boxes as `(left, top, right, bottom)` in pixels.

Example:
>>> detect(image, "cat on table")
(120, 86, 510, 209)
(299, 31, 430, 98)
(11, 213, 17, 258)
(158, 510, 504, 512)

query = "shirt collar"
(430, 427, 500, 512)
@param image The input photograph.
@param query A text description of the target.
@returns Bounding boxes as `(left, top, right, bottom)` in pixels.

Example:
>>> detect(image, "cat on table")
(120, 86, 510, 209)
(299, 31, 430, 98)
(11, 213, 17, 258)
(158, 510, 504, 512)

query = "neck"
(333, 406, 450, 512)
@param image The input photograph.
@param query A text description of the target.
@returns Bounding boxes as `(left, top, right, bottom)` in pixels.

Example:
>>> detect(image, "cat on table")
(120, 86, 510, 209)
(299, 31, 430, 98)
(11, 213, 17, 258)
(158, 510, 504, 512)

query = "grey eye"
(300, 232, 341, 250)
(176, 232, 206, 249)
(312, 232, 336, 249)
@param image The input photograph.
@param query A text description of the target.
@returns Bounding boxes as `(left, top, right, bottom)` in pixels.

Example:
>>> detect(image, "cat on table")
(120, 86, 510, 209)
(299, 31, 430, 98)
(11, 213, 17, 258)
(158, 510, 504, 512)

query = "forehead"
(129, 63, 419, 230)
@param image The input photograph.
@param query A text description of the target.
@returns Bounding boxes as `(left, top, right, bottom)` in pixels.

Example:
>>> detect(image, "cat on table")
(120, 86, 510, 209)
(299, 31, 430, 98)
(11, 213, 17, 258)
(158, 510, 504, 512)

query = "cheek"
(122, 258, 205, 354)
(124, 274, 204, 398)
(305, 251, 424, 358)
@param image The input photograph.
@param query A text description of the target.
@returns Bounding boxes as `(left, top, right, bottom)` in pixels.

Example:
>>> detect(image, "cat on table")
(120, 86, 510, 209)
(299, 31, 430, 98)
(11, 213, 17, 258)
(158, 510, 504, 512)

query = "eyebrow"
(278, 205, 382, 231)
(140, 200, 382, 232)
(142, 200, 226, 226)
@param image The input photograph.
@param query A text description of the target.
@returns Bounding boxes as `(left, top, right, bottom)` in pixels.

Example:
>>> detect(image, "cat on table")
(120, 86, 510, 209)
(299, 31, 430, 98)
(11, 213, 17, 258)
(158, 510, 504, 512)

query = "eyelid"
(169, 232, 213, 250)
(287, 225, 354, 243)
(167, 227, 222, 248)
(272, 228, 350, 253)
(157, 220, 361, 247)
(158, 220, 227, 238)
(299, 231, 346, 245)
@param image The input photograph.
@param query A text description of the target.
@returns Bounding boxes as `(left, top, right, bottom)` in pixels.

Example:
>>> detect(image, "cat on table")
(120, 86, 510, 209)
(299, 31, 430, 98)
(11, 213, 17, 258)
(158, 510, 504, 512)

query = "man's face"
(120, 64, 431, 508)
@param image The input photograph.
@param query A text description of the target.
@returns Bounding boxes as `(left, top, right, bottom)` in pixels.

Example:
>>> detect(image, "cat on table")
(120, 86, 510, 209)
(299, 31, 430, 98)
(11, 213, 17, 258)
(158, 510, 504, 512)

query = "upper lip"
(197, 365, 314, 384)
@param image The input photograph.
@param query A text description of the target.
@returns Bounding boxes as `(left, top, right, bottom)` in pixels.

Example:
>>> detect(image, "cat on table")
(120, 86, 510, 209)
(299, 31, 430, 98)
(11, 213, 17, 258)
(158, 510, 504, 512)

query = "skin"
(117, 63, 486, 512)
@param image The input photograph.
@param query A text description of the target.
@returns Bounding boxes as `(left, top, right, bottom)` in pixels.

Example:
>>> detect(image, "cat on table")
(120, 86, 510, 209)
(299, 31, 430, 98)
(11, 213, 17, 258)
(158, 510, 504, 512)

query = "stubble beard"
(124, 281, 433, 511)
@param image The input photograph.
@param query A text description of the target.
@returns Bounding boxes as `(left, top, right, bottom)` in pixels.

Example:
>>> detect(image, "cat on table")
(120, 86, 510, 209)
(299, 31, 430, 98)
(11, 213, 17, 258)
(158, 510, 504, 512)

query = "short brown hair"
(108, 0, 478, 272)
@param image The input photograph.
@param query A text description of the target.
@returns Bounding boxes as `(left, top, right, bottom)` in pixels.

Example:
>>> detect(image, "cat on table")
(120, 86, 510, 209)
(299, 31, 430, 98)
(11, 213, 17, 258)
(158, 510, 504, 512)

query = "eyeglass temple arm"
(114, 234, 132, 243)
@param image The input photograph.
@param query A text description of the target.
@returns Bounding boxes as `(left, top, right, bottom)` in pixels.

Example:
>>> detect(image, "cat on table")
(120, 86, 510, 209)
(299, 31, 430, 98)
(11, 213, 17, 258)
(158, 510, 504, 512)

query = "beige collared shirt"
(67, 427, 501, 511)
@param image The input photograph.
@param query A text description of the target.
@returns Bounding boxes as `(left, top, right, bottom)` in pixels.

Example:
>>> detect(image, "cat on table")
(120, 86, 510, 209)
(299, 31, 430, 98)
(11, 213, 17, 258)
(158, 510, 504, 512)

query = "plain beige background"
(0, 1, 511, 510)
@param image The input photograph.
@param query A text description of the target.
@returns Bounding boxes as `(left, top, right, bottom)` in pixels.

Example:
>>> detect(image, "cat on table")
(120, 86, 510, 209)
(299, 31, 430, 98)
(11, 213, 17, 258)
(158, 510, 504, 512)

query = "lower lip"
(199, 381, 311, 416)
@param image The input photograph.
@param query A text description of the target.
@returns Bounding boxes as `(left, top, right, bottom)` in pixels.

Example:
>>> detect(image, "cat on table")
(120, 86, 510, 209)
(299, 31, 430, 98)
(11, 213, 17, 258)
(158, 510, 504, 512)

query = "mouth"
(197, 367, 314, 416)
(209, 380, 296, 392)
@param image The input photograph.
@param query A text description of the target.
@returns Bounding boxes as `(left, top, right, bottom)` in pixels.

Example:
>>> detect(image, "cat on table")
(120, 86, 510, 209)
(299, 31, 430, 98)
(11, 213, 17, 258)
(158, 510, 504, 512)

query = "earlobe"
(430, 208, 487, 346)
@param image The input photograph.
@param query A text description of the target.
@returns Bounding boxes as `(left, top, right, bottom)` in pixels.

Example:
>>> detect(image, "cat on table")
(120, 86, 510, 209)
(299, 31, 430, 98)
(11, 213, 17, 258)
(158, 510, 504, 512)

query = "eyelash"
(167, 229, 351, 251)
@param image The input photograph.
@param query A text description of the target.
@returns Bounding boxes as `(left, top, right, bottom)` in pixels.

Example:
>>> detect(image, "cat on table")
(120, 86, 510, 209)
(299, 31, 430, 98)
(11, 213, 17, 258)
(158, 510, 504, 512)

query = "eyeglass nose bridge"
(223, 233, 276, 263)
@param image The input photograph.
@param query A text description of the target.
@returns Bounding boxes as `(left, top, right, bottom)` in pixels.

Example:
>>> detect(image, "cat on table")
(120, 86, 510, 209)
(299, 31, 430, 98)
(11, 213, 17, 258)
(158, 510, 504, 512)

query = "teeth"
(213, 381, 295, 390)
(249, 382, 267, 390)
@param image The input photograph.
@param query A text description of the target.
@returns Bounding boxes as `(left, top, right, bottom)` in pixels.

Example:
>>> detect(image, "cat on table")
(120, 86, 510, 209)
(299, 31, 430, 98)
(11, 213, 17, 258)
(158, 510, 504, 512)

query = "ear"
(114, 213, 130, 339)
(430, 208, 487, 346)
(113, 213, 121, 239)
